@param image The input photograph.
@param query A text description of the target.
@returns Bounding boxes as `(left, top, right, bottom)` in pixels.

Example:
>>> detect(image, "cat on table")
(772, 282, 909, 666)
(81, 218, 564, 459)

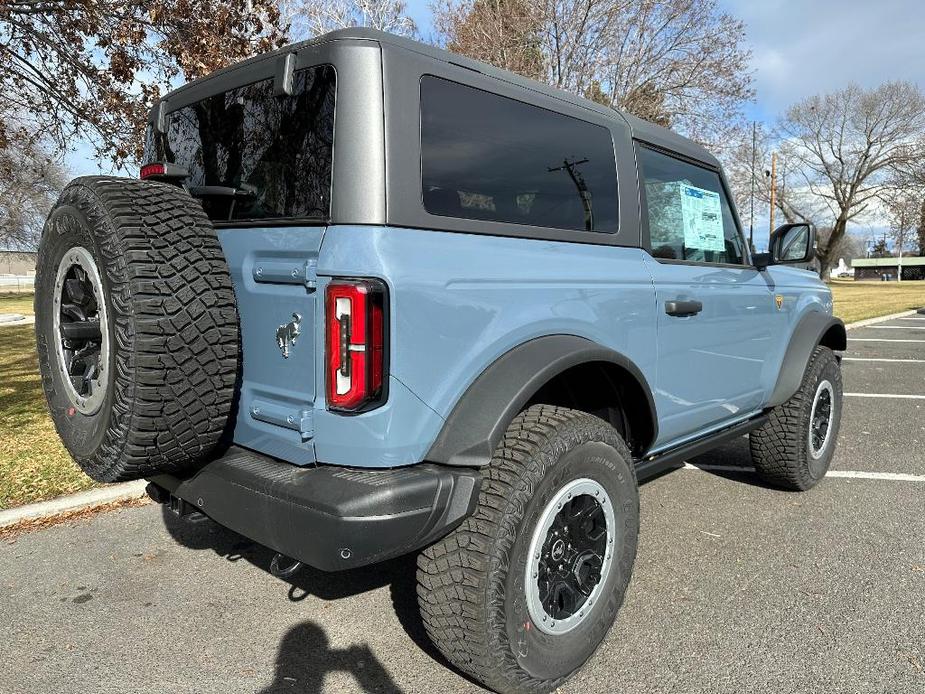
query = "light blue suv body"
(219, 224, 830, 468)
(143, 28, 845, 574)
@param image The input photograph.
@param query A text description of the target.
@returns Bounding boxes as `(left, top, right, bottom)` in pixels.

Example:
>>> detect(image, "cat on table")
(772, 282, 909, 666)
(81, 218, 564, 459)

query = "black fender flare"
(425, 334, 658, 467)
(767, 312, 846, 407)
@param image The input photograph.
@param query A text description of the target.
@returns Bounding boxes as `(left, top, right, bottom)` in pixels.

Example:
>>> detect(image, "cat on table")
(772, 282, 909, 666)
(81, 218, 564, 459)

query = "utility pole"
(749, 122, 756, 252)
(768, 151, 777, 237)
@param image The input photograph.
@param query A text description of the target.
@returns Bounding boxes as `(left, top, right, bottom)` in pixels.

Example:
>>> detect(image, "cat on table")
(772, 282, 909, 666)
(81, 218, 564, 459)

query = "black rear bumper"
(148, 447, 481, 571)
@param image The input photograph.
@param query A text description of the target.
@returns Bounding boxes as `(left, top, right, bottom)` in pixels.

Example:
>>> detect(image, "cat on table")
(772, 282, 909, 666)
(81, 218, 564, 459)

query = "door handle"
(665, 300, 703, 317)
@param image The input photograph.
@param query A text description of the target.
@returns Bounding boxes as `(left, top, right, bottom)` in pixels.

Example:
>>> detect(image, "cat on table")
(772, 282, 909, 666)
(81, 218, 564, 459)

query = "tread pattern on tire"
(37, 176, 240, 482)
(416, 404, 635, 694)
(750, 345, 841, 490)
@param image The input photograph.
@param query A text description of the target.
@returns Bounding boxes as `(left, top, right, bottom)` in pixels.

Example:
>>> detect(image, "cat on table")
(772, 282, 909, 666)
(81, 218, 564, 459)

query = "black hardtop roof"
(160, 27, 719, 168)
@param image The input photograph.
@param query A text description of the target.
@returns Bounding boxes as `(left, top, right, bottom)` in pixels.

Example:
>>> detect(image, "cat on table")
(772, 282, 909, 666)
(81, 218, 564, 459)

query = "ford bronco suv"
(35, 28, 845, 694)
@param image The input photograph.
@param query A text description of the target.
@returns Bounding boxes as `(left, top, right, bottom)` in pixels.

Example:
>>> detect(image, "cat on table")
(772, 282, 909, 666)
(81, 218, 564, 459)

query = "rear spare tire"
(34, 176, 239, 482)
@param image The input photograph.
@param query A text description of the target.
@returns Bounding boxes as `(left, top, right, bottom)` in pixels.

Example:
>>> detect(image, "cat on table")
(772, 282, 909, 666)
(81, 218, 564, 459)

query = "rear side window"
(420, 76, 618, 233)
(144, 65, 336, 223)
(637, 146, 746, 265)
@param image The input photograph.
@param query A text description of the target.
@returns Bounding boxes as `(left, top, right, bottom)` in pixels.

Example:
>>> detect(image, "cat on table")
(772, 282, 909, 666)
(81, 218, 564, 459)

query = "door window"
(637, 146, 746, 265)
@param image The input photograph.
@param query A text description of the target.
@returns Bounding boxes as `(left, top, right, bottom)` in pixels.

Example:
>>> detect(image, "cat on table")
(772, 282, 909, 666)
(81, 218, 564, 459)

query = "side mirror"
(755, 223, 815, 269)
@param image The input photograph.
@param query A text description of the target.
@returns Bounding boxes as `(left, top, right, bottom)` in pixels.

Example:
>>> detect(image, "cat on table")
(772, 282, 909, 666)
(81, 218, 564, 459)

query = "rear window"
(144, 65, 336, 223)
(420, 76, 618, 233)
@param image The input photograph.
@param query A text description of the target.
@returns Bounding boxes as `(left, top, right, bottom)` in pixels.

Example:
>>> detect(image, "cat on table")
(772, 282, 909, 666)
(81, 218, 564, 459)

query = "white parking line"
(848, 338, 925, 343)
(682, 463, 925, 483)
(826, 470, 925, 482)
(844, 392, 925, 399)
(866, 325, 925, 330)
(842, 357, 925, 363)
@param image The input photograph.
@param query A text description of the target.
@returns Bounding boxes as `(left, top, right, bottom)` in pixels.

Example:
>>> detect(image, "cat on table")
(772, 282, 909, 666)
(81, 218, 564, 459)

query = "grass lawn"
(829, 280, 925, 324)
(0, 291, 35, 316)
(0, 322, 96, 510)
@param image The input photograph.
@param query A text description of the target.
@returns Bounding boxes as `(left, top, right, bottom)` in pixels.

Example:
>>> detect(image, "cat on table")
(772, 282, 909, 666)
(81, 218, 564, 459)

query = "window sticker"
(679, 183, 724, 252)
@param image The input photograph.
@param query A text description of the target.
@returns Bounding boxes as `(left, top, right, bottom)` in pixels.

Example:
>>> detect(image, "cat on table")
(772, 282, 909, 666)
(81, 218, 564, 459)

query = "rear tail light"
(326, 279, 387, 412)
(140, 163, 166, 179)
(140, 162, 189, 182)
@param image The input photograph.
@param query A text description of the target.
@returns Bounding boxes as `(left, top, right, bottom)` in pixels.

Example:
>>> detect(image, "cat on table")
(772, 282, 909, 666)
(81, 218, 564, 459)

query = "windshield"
(143, 65, 336, 223)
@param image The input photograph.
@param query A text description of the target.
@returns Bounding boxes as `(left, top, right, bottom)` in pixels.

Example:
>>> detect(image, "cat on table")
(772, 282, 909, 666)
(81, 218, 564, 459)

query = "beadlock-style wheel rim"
(809, 379, 834, 460)
(52, 247, 109, 415)
(525, 478, 615, 635)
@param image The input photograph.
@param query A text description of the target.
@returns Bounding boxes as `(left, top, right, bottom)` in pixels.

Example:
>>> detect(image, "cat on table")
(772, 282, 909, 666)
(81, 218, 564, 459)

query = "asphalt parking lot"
(2, 313, 924, 694)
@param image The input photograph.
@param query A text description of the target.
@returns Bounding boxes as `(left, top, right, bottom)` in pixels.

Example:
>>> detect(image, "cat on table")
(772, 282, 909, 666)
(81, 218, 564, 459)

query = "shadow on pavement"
(156, 434, 769, 692)
(257, 621, 403, 694)
(159, 507, 468, 689)
(639, 435, 781, 490)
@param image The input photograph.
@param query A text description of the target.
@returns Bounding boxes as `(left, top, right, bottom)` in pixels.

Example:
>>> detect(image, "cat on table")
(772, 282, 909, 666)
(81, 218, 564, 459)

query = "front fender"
(767, 311, 846, 407)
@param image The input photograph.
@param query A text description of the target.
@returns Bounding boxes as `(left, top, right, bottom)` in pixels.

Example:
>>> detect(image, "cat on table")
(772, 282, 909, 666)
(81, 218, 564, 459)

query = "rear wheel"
(750, 346, 843, 490)
(35, 176, 240, 482)
(417, 405, 639, 693)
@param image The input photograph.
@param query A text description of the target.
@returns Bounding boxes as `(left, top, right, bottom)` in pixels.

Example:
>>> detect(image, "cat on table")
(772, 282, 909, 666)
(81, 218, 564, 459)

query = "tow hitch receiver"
(145, 482, 204, 520)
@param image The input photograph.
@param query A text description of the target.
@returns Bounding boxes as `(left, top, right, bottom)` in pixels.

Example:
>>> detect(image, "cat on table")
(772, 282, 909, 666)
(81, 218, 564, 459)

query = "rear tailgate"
(218, 226, 324, 464)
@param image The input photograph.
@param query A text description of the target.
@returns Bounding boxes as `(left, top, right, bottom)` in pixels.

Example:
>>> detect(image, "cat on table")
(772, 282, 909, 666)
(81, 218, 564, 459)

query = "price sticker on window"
(679, 183, 724, 253)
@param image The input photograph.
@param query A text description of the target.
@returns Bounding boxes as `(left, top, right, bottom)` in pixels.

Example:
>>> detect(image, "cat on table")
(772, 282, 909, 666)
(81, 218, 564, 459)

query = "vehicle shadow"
(159, 508, 470, 690)
(635, 435, 775, 488)
(681, 435, 782, 490)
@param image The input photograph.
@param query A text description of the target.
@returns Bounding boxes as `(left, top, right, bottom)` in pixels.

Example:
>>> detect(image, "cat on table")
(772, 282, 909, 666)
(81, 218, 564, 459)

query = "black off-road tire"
(750, 346, 843, 490)
(417, 405, 639, 694)
(35, 176, 239, 483)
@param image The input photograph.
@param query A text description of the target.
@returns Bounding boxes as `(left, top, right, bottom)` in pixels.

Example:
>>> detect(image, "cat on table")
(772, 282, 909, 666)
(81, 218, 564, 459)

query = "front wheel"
(417, 405, 639, 693)
(750, 346, 843, 490)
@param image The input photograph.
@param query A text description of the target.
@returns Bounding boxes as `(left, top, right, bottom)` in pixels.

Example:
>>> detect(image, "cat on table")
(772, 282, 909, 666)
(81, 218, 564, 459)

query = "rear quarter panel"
(314, 225, 658, 466)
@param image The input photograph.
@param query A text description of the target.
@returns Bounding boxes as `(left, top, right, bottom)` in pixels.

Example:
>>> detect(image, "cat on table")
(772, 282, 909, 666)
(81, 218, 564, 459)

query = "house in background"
(0, 250, 37, 276)
(851, 257, 925, 281)
(829, 258, 854, 279)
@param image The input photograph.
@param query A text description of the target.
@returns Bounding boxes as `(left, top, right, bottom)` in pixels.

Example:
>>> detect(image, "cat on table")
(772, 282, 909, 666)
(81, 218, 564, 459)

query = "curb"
(0, 314, 35, 327)
(845, 309, 920, 330)
(0, 481, 149, 528)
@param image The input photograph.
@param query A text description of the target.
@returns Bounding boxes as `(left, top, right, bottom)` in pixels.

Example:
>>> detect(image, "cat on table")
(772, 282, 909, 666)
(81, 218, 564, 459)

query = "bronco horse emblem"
(276, 313, 302, 359)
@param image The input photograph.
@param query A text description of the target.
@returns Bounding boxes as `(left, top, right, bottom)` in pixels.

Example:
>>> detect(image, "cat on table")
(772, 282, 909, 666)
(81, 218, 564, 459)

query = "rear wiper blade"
(187, 185, 257, 199)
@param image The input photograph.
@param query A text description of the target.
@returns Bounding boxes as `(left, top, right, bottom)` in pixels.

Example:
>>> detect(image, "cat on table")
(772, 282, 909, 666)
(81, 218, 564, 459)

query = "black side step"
(634, 414, 768, 482)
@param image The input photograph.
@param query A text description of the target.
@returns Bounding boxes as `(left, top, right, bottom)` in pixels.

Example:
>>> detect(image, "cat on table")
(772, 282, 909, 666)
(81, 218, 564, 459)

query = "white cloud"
(723, 0, 925, 119)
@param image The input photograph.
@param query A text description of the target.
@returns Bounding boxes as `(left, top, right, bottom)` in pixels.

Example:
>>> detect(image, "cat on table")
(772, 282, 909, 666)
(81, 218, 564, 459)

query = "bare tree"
(724, 123, 827, 248)
(816, 226, 864, 270)
(918, 197, 925, 257)
(434, 0, 543, 79)
(433, 0, 753, 146)
(775, 82, 925, 278)
(882, 189, 923, 276)
(287, 0, 417, 39)
(0, 116, 68, 250)
(0, 1, 286, 167)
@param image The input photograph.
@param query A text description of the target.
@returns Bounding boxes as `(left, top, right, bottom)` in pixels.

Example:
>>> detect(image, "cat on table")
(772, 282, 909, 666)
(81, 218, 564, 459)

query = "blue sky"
(403, 0, 925, 124)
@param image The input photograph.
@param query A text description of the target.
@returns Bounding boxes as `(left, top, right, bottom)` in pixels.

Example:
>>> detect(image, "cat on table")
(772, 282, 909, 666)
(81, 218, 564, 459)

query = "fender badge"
(276, 312, 301, 359)
(775, 295, 784, 310)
